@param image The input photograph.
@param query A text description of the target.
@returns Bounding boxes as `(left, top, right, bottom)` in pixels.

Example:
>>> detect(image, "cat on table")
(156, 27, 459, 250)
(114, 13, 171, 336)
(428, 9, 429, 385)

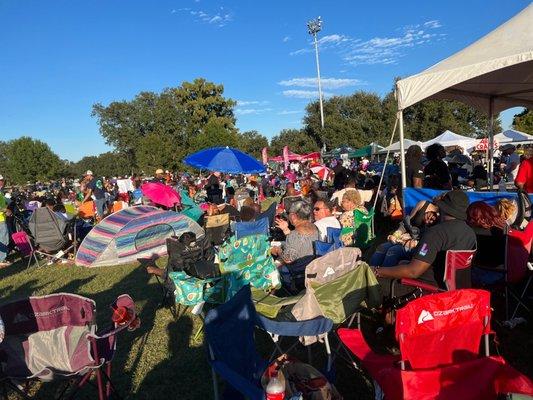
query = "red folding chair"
(393, 249, 476, 295)
(504, 221, 533, 320)
(338, 289, 533, 400)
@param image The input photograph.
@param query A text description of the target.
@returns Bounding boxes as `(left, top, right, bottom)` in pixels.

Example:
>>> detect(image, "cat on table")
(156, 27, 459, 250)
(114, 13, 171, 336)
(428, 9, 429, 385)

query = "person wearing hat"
(500, 144, 520, 182)
(372, 190, 476, 294)
(0, 175, 11, 267)
(152, 169, 165, 183)
(83, 170, 107, 220)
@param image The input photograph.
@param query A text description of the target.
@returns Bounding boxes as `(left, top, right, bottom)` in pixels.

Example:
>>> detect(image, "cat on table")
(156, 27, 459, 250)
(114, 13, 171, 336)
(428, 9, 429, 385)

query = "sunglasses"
(313, 207, 325, 212)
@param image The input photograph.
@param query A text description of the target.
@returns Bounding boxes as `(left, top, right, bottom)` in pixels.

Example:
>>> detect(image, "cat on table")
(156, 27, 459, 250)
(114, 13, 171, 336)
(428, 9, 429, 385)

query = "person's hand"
(271, 246, 282, 257)
(275, 218, 289, 231)
(371, 266, 381, 277)
(4, 209, 12, 217)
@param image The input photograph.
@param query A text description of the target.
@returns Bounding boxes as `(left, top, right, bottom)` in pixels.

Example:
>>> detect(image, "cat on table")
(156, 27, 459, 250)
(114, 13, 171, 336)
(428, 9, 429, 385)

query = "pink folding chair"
(11, 231, 39, 268)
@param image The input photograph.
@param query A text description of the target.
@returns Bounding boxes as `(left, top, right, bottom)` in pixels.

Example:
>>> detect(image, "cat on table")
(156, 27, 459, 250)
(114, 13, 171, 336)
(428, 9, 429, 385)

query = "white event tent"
(378, 139, 423, 154)
(394, 3, 533, 188)
(494, 129, 533, 144)
(421, 130, 478, 150)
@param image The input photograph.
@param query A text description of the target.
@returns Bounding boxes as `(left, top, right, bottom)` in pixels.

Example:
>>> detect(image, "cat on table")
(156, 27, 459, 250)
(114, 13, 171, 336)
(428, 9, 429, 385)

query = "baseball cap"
(155, 169, 164, 175)
(85, 170, 93, 176)
(0, 175, 4, 180)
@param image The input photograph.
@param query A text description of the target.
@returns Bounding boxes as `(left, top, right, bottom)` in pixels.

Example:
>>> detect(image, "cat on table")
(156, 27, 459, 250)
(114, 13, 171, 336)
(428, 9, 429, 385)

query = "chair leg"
(208, 345, 220, 400)
(324, 333, 332, 373)
(95, 368, 106, 400)
(510, 277, 533, 320)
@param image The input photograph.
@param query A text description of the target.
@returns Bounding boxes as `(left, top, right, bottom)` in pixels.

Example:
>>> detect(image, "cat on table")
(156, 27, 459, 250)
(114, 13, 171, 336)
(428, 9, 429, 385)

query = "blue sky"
(0, 0, 529, 161)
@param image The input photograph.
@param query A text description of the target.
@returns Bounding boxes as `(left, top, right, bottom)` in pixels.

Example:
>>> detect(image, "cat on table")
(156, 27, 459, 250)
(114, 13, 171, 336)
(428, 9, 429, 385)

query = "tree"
(188, 118, 239, 153)
(402, 99, 501, 141)
(304, 92, 394, 150)
(513, 109, 533, 134)
(237, 130, 269, 158)
(269, 129, 319, 156)
(136, 133, 180, 174)
(72, 152, 132, 178)
(3, 137, 65, 184)
(92, 78, 237, 168)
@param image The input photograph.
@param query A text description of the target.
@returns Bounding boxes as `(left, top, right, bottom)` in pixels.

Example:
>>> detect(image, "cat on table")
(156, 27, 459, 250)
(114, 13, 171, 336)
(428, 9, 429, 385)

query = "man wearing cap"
(500, 144, 520, 182)
(83, 171, 107, 220)
(373, 190, 476, 292)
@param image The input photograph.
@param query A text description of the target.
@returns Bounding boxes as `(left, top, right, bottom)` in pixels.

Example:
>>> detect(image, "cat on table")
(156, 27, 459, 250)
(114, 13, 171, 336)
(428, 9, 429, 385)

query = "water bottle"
(265, 373, 285, 400)
(498, 179, 507, 192)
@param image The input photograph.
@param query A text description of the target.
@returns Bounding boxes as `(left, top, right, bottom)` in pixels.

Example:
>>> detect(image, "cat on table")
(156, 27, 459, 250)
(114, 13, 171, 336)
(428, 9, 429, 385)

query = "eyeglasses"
(313, 207, 325, 212)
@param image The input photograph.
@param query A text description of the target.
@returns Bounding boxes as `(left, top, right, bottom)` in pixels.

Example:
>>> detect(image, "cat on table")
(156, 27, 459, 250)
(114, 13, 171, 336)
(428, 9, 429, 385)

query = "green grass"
(1, 218, 531, 399)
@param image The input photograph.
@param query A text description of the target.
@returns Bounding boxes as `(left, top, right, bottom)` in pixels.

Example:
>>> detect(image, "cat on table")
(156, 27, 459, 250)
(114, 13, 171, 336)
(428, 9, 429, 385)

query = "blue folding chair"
(204, 285, 268, 400)
(234, 217, 269, 239)
(313, 227, 344, 257)
(257, 201, 277, 227)
(327, 227, 343, 248)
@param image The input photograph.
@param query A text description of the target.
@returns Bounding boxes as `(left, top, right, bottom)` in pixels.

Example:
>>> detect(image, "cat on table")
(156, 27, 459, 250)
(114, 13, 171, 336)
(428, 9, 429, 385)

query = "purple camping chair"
(0, 293, 139, 400)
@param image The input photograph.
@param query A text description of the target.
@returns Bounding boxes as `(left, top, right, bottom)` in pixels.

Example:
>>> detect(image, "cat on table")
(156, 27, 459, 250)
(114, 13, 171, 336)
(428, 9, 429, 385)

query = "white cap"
(85, 170, 93, 176)
(0, 175, 3, 180)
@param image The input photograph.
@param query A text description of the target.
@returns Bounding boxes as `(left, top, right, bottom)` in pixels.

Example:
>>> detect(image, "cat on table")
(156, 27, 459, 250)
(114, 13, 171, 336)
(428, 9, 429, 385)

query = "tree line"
(1, 77, 531, 184)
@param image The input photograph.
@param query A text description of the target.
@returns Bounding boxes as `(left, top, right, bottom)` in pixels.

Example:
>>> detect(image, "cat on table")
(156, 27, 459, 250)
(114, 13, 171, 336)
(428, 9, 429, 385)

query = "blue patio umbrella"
(183, 146, 266, 174)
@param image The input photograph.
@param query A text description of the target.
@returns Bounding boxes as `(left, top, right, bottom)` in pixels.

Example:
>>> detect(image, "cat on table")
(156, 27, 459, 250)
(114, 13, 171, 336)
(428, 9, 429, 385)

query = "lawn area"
(0, 216, 531, 399)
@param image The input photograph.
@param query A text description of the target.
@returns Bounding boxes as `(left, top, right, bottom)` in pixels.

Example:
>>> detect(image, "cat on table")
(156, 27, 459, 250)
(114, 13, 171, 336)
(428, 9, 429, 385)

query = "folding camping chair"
(204, 213, 230, 246)
(314, 227, 344, 256)
(338, 289, 533, 400)
(11, 231, 38, 269)
(353, 207, 375, 249)
(27, 208, 77, 266)
(257, 201, 277, 228)
(254, 248, 381, 373)
(392, 249, 476, 296)
(234, 217, 269, 239)
(204, 285, 268, 400)
(0, 292, 139, 400)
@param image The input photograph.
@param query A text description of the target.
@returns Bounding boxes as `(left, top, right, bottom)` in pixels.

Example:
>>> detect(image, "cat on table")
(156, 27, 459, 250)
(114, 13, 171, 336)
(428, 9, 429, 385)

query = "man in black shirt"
(374, 190, 476, 291)
(405, 145, 424, 188)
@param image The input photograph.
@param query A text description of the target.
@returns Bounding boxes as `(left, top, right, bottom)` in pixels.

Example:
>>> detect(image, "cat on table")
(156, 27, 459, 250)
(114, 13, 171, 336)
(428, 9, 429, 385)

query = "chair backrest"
(0, 293, 97, 379)
(443, 249, 476, 290)
(395, 289, 491, 370)
(506, 220, 533, 284)
(204, 213, 230, 245)
(235, 217, 269, 239)
(257, 201, 277, 227)
(353, 207, 375, 248)
(11, 231, 34, 257)
(326, 227, 343, 248)
(78, 201, 95, 218)
(28, 208, 68, 252)
(313, 240, 335, 256)
(204, 285, 266, 390)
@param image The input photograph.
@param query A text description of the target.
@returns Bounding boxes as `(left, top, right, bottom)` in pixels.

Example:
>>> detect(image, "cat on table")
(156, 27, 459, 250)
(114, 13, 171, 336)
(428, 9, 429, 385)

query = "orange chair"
(78, 201, 96, 218)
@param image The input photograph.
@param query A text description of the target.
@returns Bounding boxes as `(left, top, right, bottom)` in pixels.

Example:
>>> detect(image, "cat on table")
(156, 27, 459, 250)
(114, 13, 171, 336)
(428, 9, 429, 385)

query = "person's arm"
(374, 258, 431, 279)
(82, 188, 92, 203)
(514, 160, 527, 190)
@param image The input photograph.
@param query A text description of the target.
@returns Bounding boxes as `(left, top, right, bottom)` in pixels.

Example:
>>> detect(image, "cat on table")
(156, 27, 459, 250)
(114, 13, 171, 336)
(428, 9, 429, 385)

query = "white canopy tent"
(378, 139, 423, 154)
(494, 129, 533, 143)
(421, 130, 478, 150)
(395, 3, 533, 188)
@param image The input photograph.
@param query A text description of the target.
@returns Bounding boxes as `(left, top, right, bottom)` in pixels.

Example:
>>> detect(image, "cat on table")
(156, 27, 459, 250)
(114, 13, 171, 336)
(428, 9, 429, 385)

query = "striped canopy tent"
(75, 206, 204, 268)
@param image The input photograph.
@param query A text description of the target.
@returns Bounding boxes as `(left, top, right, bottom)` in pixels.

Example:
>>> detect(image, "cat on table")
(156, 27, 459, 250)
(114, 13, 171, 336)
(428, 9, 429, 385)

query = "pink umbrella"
(141, 182, 181, 208)
(310, 164, 332, 180)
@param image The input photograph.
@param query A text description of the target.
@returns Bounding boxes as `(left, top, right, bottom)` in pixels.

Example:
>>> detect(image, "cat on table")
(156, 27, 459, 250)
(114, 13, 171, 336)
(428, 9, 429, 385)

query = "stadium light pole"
(307, 16, 325, 129)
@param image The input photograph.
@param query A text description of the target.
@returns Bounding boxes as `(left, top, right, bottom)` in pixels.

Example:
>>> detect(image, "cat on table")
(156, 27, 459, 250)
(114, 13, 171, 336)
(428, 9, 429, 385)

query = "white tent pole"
(372, 116, 398, 211)
(488, 97, 494, 188)
(399, 110, 407, 189)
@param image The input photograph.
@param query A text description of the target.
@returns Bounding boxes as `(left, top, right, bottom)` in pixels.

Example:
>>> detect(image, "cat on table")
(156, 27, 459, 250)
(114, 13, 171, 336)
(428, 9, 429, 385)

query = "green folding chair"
(353, 207, 375, 249)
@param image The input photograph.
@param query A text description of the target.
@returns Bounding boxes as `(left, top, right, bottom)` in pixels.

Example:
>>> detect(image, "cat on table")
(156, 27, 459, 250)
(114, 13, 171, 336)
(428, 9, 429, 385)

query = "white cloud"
(235, 108, 272, 115)
(424, 20, 442, 29)
(278, 110, 302, 115)
(179, 8, 233, 27)
(278, 77, 364, 89)
(289, 21, 444, 66)
(282, 90, 333, 99)
(237, 100, 269, 106)
(283, 36, 291, 43)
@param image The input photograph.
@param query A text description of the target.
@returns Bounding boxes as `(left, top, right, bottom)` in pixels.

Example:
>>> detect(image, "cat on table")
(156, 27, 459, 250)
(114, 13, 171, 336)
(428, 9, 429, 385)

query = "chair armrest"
(400, 278, 440, 292)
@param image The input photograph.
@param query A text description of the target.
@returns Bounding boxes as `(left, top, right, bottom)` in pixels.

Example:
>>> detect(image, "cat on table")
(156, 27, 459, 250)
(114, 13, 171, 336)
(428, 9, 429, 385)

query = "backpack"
(166, 232, 218, 279)
(512, 190, 532, 230)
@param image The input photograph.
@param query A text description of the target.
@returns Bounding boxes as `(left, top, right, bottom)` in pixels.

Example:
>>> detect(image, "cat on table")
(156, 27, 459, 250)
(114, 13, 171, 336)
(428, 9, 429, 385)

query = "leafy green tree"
(513, 109, 533, 134)
(237, 130, 269, 158)
(72, 152, 132, 178)
(269, 129, 319, 156)
(92, 78, 237, 168)
(3, 137, 65, 184)
(188, 118, 239, 153)
(136, 133, 180, 174)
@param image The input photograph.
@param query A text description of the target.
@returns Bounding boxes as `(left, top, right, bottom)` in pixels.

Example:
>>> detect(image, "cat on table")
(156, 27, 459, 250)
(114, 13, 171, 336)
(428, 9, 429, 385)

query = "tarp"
(422, 130, 477, 150)
(396, 4, 533, 113)
(348, 145, 373, 158)
(494, 129, 533, 143)
(378, 139, 423, 154)
(75, 205, 204, 268)
(269, 150, 302, 163)
(403, 187, 533, 215)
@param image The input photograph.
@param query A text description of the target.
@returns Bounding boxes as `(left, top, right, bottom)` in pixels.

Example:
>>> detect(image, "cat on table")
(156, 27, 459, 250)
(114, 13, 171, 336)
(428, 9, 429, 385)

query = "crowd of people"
(0, 141, 532, 301)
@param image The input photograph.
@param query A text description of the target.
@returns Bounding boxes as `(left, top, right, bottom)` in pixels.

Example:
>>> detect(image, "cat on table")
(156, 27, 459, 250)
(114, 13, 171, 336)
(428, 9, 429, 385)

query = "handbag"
(389, 195, 403, 221)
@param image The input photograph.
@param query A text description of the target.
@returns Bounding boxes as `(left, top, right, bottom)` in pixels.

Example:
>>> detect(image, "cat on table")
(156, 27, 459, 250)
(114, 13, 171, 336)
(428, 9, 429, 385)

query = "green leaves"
(513, 109, 533, 134)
